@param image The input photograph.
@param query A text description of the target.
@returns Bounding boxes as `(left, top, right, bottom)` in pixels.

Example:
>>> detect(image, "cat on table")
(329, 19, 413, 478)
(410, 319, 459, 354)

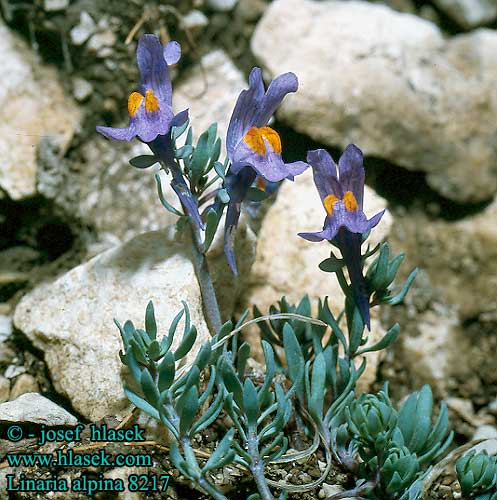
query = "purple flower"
(298, 146, 385, 329)
(96, 34, 187, 143)
(223, 68, 308, 274)
(226, 67, 307, 182)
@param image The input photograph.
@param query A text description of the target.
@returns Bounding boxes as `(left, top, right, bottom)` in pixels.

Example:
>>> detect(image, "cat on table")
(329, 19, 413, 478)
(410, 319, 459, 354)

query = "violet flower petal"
(226, 68, 265, 160)
(307, 149, 343, 201)
(137, 34, 172, 105)
(253, 72, 298, 127)
(164, 41, 181, 65)
(338, 144, 365, 210)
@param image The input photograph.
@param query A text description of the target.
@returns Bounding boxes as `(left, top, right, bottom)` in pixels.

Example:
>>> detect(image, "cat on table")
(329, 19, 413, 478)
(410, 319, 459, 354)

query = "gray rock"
(401, 308, 462, 396)
(70, 11, 97, 46)
(434, 0, 497, 29)
(393, 199, 497, 320)
(252, 0, 497, 203)
(14, 228, 212, 421)
(0, 20, 81, 201)
(0, 392, 77, 426)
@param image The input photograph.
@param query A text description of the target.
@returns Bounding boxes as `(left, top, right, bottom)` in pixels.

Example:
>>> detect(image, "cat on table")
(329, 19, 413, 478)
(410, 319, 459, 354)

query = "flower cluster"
(98, 33, 440, 500)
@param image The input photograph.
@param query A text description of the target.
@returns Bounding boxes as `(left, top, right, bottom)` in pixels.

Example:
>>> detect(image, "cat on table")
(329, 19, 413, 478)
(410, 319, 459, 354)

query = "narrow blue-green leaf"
(217, 188, 230, 204)
(158, 351, 175, 392)
(198, 367, 217, 407)
(370, 243, 390, 290)
(221, 358, 243, 408)
(310, 352, 326, 421)
(356, 323, 400, 355)
(190, 131, 210, 185)
(386, 253, 405, 286)
(193, 341, 212, 372)
(213, 161, 226, 180)
(140, 369, 159, 406)
(192, 389, 223, 434)
(174, 326, 197, 360)
(319, 256, 345, 273)
(202, 428, 235, 472)
(124, 387, 160, 419)
(243, 378, 260, 428)
(175, 145, 193, 159)
(178, 386, 199, 436)
(347, 298, 365, 356)
(129, 155, 158, 169)
(155, 174, 183, 216)
(386, 268, 418, 305)
(145, 301, 157, 340)
(161, 308, 184, 354)
(283, 324, 304, 387)
(236, 342, 251, 378)
(172, 119, 189, 141)
(203, 208, 221, 252)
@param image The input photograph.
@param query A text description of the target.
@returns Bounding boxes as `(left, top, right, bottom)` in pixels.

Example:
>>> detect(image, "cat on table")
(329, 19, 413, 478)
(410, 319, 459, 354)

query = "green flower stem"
(190, 225, 223, 335)
(247, 430, 275, 500)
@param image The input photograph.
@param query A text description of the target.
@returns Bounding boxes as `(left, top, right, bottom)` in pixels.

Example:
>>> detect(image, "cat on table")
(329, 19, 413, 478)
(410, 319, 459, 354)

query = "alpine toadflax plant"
(95, 31, 456, 500)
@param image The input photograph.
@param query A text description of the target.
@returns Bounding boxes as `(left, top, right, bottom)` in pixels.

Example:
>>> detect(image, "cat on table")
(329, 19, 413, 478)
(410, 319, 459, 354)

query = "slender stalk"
(247, 430, 275, 500)
(190, 225, 223, 335)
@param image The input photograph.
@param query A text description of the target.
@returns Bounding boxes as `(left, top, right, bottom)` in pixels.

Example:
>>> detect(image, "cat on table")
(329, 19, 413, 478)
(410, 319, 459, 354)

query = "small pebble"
(44, 0, 69, 11)
(72, 78, 93, 102)
(183, 10, 209, 30)
(4, 365, 26, 379)
(207, 0, 239, 11)
(70, 12, 97, 46)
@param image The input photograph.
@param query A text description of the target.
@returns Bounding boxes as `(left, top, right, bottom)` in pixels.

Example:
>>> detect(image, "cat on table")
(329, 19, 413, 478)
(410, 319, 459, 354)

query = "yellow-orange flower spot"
(244, 126, 282, 156)
(128, 92, 144, 117)
(324, 194, 339, 216)
(145, 89, 159, 113)
(343, 191, 358, 212)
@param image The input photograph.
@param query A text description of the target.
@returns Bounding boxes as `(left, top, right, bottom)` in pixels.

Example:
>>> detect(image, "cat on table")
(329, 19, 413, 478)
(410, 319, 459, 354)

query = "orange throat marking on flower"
(145, 89, 160, 113)
(127, 92, 144, 117)
(324, 191, 358, 216)
(343, 191, 358, 211)
(244, 126, 282, 156)
(324, 194, 339, 216)
(256, 176, 266, 190)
